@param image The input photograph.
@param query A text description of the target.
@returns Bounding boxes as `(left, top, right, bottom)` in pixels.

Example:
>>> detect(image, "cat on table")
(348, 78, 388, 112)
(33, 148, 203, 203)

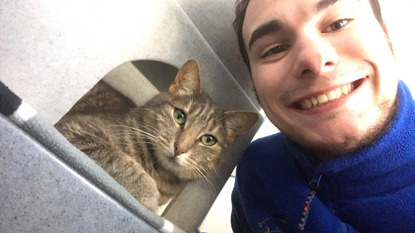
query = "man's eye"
(326, 19, 352, 32)
(261, 45, 290, 58)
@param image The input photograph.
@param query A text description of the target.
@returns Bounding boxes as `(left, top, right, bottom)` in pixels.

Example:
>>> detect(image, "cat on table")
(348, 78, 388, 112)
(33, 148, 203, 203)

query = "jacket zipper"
(298, 173, 323, 231)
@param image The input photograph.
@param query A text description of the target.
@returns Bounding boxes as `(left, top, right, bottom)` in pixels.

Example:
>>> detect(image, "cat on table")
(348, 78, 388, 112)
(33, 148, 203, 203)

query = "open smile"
(294, 78, 365, 110)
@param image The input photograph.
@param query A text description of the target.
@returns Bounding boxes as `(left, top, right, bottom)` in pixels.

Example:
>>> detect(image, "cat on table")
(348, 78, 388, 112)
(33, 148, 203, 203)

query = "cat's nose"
(174, 143, 187, 156)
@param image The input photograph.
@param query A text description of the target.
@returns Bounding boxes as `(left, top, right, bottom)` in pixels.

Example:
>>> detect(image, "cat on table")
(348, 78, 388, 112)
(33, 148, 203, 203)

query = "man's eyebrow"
(316, 0, 341, 12)
(248, 20, 282, 51)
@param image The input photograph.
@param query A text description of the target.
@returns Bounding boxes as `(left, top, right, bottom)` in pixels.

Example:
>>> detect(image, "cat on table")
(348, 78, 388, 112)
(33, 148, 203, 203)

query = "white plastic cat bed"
(0, 0, 261, 232)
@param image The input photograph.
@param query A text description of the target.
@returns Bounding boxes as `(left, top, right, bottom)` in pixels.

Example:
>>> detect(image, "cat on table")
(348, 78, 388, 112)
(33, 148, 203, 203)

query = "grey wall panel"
(0, 115, 158, 233)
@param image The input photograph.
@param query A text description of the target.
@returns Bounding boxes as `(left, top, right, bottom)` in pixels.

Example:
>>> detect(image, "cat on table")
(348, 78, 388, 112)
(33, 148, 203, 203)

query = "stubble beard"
(290, 96, 398, 163)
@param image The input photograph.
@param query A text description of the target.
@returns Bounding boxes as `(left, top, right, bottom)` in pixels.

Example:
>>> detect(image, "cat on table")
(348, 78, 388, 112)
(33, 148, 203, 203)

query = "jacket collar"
(284, 81, 415, 177)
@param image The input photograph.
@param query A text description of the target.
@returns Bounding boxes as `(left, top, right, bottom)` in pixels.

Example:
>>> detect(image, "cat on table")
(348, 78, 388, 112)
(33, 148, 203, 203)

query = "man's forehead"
(316, 0, 342, 11)
(245, 0, 345, 25)
(243, 0, 357, 46)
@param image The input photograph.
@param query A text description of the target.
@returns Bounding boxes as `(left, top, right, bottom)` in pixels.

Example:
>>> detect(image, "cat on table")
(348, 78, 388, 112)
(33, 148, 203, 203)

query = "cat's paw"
(130, 174, 161, 212)
(139, 192, 160, 212)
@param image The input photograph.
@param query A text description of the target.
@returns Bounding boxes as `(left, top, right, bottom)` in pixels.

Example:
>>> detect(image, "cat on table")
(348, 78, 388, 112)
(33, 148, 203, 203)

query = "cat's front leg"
(158, 194, 171, 206)
(106, 155, 160, 212)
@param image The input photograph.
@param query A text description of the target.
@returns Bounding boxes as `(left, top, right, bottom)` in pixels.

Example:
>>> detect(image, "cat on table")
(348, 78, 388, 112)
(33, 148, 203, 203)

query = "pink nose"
(174, 143, 187, 156)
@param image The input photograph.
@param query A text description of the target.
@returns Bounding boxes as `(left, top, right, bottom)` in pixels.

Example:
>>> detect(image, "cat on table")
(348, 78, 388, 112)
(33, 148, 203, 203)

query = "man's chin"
(293, 139, 363, 163)
(287, 133, 355, 160)
(289, 98, 398, 163)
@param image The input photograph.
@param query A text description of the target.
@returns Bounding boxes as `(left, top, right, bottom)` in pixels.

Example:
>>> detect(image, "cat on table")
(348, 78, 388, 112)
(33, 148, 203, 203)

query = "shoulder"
(236, 133, 287, 182)
(239, 133, 286, 165)
(232, 133, 294, 232)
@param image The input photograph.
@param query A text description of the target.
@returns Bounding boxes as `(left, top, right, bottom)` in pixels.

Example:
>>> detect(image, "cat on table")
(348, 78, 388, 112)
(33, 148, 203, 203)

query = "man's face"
(243, 0, 398, 157)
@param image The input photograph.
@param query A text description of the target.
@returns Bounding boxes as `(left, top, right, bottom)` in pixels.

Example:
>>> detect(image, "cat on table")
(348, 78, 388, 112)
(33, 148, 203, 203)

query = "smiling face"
(243, 0, 398, 160)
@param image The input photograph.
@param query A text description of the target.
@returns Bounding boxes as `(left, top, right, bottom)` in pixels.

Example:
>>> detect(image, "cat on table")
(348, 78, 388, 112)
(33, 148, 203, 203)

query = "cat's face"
(139, 93, 232, 180)
(135, 59, 258, 180)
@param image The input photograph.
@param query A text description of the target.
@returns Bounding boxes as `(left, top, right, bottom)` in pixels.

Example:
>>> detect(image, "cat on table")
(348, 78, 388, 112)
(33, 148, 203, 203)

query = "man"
(231, 0, 415, 232)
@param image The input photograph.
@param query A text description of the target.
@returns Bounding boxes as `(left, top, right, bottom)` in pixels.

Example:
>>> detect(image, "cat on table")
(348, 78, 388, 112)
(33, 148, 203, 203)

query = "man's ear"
(223, 110, 259, 142)
(168, 59, 202, 95)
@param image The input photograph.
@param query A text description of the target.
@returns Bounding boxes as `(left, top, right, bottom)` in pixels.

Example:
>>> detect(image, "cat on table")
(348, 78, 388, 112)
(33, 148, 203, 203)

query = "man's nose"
(291, 29, 338, 79)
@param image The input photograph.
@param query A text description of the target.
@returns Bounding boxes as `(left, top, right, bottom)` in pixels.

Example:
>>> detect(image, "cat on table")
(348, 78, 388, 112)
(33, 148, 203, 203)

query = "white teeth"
(304, 99, 312, 109)
(335, 88, 342, 98)
(311, 97, 318, 106)
(327, 90, 336, 101)
(317, 94, 328, 103)
(341, 85, 349, 95)
(298, 83, 353, 110)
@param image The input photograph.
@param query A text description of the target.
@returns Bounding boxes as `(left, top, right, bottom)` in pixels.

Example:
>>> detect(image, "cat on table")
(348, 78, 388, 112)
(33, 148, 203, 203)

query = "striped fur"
(55, 60, 258, 212)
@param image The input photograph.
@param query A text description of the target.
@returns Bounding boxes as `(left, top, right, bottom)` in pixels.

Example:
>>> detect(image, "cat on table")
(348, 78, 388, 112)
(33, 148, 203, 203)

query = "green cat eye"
(201, 135, 217, 146)
(173, 108, 186, 125)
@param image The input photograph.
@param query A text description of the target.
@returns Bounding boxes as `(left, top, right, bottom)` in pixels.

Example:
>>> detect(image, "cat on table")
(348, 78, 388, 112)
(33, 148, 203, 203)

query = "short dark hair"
(233, 0, 386, 72)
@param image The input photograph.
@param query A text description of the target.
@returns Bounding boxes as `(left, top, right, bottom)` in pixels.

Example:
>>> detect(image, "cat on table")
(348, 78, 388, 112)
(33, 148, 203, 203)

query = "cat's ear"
(168, 59, 202, 95)
(223, 111, 259, 142)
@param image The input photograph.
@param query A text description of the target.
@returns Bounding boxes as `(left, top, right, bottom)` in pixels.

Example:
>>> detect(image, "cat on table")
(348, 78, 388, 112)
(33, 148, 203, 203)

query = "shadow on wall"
(132, 60, 179, 92)
(99, 60, 179, 107)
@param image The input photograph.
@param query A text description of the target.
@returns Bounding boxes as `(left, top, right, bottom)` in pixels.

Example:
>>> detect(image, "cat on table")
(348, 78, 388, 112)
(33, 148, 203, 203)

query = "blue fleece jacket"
(231, 81, 415, 233)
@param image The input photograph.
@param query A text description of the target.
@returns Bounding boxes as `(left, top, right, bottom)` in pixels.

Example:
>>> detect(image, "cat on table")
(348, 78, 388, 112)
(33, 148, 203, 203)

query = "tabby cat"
(55, 59, 258, 212)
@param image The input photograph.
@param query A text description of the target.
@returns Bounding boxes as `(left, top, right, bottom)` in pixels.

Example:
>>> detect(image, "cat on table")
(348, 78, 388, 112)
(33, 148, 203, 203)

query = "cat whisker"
(182, 159, 214, 191)
(113, 123, 159, 136)
(111, 124, 159, 140)
(194, 166, 215, 192)
(138, 107, 156, 113)
(136, 121, 161, 134)
(150, 156, 162, 166)
(207, 164, 221, 180)
(113, 130, 157, 141)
